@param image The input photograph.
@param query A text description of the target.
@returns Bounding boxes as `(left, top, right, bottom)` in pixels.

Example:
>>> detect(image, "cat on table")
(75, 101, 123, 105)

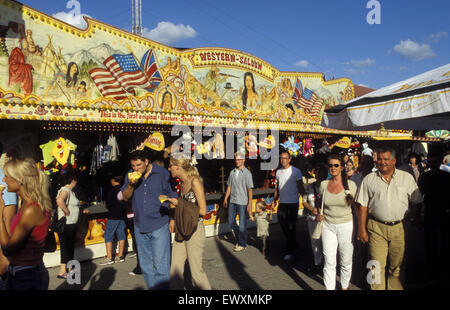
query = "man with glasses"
(272, 151, 305, 261)
(356, 147, 422, 290)
(223, 152, 254, 252)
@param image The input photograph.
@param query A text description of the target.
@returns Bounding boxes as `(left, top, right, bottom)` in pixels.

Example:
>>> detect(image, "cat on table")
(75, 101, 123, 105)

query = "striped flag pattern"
(291, 78, 324, 116)
(140, 49, 162, 91)
(89, 49, 161, 100)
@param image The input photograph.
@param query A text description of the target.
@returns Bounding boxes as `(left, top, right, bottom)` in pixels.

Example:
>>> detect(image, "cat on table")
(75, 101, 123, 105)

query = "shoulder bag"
(56, 188, 70, 234)
(311, 185, 326, 240)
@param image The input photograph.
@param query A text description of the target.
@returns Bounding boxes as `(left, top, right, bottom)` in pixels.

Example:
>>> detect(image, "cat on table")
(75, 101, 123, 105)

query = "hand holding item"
(316, 214, 324, 222)
(159, 195, 169, 203)
(128, 171, 143, 182)
(166, 197, 178, 207)
(128, 171, 143, 189)
(0, 184, 5, 193)
(128, 171, 143, 188)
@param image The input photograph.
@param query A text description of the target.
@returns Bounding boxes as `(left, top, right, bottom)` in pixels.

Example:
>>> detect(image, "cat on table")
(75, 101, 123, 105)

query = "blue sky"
(18, 0, 450, 89)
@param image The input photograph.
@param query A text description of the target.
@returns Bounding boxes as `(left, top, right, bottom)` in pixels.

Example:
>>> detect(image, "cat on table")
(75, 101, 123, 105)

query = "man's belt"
(369, 215, 402, 226)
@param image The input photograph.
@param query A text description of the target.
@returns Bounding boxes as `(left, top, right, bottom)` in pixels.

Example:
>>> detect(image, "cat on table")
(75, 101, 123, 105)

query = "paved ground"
(47, 218, 430, 290)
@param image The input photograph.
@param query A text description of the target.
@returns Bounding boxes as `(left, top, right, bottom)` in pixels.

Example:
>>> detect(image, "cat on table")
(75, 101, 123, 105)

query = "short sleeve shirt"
(227, 167, 253, 205)
(0, 168, 18, 206)
(276, 166, 303, 204)
(356, 169, 423, 222)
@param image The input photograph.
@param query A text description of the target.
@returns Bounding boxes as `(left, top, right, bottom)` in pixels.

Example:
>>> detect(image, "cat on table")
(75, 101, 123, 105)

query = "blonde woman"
(167, 155, 211, 290)
(0, 158, 52, 290)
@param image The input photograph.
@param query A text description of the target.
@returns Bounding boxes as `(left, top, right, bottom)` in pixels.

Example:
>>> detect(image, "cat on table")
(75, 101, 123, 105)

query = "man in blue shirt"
(122, 150, 176, 289)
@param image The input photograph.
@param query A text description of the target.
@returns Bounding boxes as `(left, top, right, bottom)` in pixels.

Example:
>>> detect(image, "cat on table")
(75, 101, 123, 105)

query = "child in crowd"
(250, 201, 272, 256)
(100, 175, 127, 265)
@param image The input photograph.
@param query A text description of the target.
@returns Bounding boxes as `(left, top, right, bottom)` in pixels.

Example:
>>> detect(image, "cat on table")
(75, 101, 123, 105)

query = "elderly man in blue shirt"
(122, 150, 177, 290)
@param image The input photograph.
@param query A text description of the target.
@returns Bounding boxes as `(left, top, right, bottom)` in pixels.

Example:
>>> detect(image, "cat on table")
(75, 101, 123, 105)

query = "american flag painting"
(89, 49, 161, 100)
(291, 78, 324, 116)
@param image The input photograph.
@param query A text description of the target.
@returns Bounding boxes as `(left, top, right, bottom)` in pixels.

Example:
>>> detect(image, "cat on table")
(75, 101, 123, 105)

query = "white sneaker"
(128, 253, 137, 259)
(234, 245, 246, 252)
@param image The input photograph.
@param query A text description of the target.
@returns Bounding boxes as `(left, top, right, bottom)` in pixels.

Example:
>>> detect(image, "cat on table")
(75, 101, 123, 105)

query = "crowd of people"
(0, 140, 449, 290)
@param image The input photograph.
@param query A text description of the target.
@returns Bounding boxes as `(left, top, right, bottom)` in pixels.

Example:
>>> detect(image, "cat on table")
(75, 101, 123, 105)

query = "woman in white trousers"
(316, 154, 357, 290)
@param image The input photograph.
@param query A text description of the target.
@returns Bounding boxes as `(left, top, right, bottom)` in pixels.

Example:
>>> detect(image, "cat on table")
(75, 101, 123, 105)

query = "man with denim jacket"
(122, 150, 177, 289)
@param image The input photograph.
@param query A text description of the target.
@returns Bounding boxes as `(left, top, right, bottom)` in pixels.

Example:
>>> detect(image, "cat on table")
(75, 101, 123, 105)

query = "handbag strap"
(319, 181, 327, 215)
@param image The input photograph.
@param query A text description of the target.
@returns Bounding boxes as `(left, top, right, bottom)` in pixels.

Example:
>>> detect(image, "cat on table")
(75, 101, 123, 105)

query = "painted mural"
(0, 0, 355, 129)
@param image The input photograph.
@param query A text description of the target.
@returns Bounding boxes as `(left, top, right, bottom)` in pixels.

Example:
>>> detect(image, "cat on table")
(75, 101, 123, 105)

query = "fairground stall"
(0, 0, 438, 266)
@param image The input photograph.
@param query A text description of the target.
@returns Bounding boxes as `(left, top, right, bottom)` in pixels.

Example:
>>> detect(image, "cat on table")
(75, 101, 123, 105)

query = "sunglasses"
(328, 164, 340, 168)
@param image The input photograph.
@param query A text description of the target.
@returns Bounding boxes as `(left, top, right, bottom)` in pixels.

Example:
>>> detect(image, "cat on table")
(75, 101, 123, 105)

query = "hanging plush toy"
(245, 134, 259, 158)
(138, 132, 165, 151)
(302, 138, 314, 157)
(40, 137, 77, 167)
(330, 136, 351, 150)
(317, 139, 331, 154)
(280, 136, 302, 157)
(361, 142, 373, 156)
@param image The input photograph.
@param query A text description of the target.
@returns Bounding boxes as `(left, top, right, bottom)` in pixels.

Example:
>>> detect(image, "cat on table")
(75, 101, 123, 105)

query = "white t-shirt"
(276, 166, 303, 204)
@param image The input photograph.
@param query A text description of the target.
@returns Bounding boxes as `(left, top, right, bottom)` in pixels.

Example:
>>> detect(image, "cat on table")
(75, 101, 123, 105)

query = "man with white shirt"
(356, 147, 423, 290)
(272, 151, 305, 260)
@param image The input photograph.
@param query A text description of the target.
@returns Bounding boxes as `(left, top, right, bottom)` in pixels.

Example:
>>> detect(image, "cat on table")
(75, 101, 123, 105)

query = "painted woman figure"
(161, 91, 173, 111)
(65, 62, 79, 88)
(242, 72, 258, 111)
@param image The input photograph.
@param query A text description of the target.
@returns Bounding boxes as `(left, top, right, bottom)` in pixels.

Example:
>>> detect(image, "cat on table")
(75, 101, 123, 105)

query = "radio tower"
(132, 0, 143, 36)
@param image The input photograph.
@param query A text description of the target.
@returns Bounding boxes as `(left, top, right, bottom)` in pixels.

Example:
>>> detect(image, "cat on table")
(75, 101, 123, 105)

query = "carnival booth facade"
(1, 0, 432, 266)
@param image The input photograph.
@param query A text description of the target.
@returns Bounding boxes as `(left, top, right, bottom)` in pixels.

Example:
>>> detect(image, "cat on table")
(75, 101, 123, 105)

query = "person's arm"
(302, 195, 318, 215)
(0, 202, 40, 257)
(122, 183, 135, 202)
(357, 205, 369, 243)
(297, 179, 306, 197)
(246, 187, 253, 215)
(56, 190, 70, 217)
(223, 186, 231, 208)
(3, 204, 16, 235)
(191, 178, 207, 217)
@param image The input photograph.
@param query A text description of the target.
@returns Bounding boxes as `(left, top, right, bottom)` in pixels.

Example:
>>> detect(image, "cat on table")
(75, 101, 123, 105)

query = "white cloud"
(294, 60, 309, 68)
(427, 31, 448, 42)
(393, 39, 436, 61)
(143, 22, 197, 45)
(52, 11, 90, 29)
(350, 58, 376, 68)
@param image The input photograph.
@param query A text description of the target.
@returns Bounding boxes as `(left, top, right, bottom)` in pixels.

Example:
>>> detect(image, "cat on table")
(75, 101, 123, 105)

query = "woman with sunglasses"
(316, 154, 357, 290)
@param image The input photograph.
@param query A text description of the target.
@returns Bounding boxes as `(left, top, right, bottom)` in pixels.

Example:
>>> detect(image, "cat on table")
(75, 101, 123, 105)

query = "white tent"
(321, 64, 450, 131)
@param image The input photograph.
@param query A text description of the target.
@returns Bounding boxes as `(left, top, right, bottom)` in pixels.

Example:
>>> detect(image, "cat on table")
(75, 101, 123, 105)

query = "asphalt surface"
(47, 217, 429, 291)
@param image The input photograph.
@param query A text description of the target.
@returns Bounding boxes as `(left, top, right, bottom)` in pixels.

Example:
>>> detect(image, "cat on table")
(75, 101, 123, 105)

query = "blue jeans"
(134, 223, 171, 289)
(228, 203, 248, 247)
(6, 264, 49, 290)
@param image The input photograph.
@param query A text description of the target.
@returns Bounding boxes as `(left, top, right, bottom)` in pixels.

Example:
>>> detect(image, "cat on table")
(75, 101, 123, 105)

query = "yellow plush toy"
(40, 137, 77, 167)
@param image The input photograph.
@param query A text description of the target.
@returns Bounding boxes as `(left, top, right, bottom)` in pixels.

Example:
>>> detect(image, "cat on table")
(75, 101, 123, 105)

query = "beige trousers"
(367, 218, 405, 290)
(169, 222, 211, 290)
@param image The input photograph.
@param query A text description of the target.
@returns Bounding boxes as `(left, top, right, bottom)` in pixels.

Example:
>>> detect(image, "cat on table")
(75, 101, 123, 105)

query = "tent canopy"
(321, 64, 450, 131)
